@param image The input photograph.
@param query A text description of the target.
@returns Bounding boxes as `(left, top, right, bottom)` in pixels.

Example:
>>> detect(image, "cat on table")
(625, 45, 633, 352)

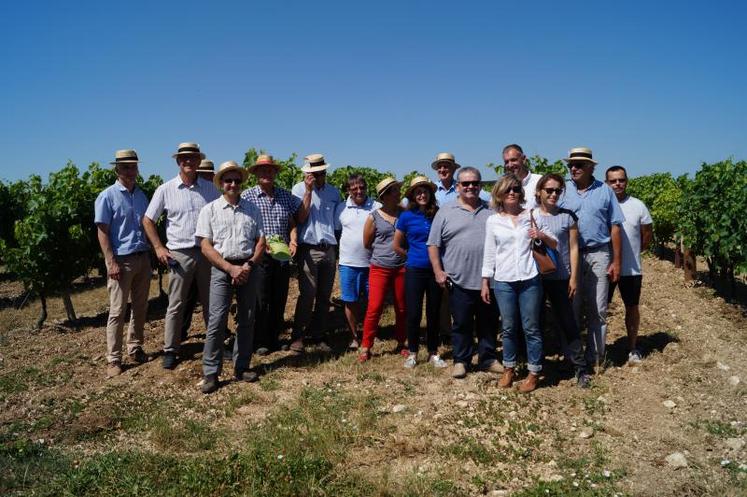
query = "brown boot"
(517, 372, 539, 393)
(498, 368, 514, 388)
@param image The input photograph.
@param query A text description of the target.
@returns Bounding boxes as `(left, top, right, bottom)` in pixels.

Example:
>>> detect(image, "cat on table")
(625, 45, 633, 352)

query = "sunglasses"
(459, 180, 481, 187)
(542, 188, 563, 195)
(607, 178, 626, 184)
(568, 162, 589, 169)
(505, 185, 523, 194)
(222, 178, 242, 185)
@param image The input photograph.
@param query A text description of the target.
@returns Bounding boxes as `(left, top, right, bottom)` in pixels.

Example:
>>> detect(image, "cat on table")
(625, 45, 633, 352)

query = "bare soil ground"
(1, 255, 745, 496)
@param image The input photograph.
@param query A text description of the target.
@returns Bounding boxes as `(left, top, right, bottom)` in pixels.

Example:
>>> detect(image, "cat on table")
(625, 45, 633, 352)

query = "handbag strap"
(529, 208, 537, 229)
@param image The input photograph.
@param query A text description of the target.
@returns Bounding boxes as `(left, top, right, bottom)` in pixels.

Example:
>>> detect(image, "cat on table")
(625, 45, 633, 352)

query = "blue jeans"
(449, 284, 498, 368)
(494, 276, 543, 373)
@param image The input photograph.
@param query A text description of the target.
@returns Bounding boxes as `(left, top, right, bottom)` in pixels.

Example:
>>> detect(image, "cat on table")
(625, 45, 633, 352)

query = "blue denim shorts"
(339, 265, 369, 303)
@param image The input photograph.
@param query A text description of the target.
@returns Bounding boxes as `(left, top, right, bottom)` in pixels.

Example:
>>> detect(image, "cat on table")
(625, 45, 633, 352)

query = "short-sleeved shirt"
(521, 173, 543, 210)
(145, 176, 220, 250)
(291, 182, 342, 245)
(481, 211, 539, 283)
(241, 185, 301, 244)
(370, 210, 405, 268)
(427, 201, 493, 290)
(195, 196, 264, 260)
(395, 208, 434, 269)
(336, 196, 381, 268)
(533, 208, 578, 280)
(617, 196, 653, 276)
(94, 181, 150, 256)
(559, 178, 625, 249)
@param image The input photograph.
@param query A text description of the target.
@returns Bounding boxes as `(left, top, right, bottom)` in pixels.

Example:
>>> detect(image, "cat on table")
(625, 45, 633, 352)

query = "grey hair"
(456, 166, 482, 181)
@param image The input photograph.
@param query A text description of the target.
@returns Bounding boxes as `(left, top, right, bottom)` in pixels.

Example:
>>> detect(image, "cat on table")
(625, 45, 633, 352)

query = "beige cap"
(301, 153, 330, 173)
(172, 142, 206, 160)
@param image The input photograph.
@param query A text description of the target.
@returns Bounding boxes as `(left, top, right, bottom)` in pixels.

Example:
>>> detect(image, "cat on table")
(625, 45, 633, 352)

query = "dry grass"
(1, 256, 746, 496)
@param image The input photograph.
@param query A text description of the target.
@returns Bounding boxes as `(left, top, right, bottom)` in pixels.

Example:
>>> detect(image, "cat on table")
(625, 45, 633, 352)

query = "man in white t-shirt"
(605, 166, 653, 365)
(335, 174, 381, 349)
(502, 144, 542, 209)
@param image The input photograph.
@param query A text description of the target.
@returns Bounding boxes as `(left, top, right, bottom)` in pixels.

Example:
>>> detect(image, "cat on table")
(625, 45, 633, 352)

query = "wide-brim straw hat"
(110, 149, 139, 165)
(248, 154, 281, 174)
(375, 177, 402, 198)
(430, 152, 461, 170)
(301, 153, 330, 173)
(213, 160, 248, 188)
(197, 159, 214, 172)
(172, 142, 206, 160)
(563, 147, 598, 165)
(404, 175, 437, 199)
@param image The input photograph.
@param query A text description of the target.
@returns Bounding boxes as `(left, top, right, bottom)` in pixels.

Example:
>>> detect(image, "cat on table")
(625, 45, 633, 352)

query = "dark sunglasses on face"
(542, 187, 563, 195)
(607, 178, 626, 184)
(568, 162, 588, 169)
(222, 178, 242, 185)
(460, 180, 481, 187)
(506, 185, 522, 194)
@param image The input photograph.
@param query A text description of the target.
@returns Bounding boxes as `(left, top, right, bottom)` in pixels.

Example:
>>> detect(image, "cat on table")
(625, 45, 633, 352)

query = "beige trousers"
(106, 251, 152, 363)
(164, 248, 212, 353)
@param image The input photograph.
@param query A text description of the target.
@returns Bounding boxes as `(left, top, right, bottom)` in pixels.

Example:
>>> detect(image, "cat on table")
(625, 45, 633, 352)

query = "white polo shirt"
(335, 196, 381, 267)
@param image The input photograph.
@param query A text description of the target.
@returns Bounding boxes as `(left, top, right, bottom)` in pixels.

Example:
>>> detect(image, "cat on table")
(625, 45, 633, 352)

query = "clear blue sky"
(1, 0, 745, 183)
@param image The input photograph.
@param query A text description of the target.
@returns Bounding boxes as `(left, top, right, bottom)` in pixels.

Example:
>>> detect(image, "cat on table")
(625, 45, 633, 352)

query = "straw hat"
(375, 177, 401, 198)
(301, 153, 330, 173)
(430, 152, 460, 170)
(248, 154, 281, 174)
(110, 149, 139, 165)
(213, 160, 248, 188)
(172, 142, 206, 160)
(404, 176, 436, 199)
(197, 159, 214, 172)
(563, 147, 598, 165)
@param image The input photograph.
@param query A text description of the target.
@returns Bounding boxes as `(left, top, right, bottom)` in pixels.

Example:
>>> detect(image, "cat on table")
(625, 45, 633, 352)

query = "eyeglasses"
(222, 178, 242, 185)
(568, 162, 589, 169)
(542, 188, 563, 195)
(506, 185, 523, 194)
(459, 181, 481, 187)
(607, 178, 626, 184)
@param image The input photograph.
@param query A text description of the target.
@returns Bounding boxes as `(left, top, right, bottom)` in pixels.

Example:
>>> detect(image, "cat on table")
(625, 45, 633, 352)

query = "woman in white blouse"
(481, 174, 554, 393)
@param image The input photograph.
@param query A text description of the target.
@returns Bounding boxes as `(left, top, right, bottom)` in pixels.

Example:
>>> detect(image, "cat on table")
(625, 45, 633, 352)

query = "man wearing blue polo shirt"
(560, 147, 624, 369)
(95, 149, 152, 378)
(431, 152, 491, 205)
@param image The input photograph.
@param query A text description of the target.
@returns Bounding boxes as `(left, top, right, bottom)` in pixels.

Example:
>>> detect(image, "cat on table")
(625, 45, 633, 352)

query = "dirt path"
(1, 255, 745, 496)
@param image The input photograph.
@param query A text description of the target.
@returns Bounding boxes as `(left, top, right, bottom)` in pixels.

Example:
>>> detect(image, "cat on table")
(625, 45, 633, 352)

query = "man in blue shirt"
(560, 147, 624, 369)
(289, 154, 341, 354)
(94, 149, 152, 378)
(431, 152, 490, 205)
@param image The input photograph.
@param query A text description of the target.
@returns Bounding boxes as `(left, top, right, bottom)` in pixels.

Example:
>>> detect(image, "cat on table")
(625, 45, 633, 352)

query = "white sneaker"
(404, 354, 417, 369)
(428, 354, 448, 368)
(628, 349, 642, 365)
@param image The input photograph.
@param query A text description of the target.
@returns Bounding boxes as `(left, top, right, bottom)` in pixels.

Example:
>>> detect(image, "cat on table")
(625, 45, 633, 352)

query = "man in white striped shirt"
(143, 142, 220, 370)
(196, 161, 266, 394)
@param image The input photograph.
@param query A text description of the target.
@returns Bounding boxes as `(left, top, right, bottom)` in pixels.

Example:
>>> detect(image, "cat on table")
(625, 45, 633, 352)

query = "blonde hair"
(490, 174, 524, 211)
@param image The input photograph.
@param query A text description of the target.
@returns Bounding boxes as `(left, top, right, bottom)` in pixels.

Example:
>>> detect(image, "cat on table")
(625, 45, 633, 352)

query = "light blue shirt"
(94, 181, 150, 256)
(560, 178, 625, 249)
(291, 181, 342, 245)
(434, 178, 491, 206)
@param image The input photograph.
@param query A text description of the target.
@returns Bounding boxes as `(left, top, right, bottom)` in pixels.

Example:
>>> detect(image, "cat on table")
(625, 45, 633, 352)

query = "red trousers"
(362, 264, 406, 349)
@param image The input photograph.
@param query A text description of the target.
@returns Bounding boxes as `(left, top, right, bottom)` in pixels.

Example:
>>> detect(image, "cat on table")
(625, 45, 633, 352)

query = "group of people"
(95, 142, 652, 394)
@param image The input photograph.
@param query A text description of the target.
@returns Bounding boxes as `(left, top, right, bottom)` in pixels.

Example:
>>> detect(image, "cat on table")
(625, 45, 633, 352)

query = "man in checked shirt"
(242, 154, 305, 355)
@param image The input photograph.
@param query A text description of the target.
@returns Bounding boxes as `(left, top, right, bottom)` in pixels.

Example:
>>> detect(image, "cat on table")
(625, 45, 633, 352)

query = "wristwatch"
(247, 259, 255, 268)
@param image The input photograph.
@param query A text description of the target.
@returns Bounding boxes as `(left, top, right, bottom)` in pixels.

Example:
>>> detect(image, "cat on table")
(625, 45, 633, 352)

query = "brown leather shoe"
(498, 367, 514, 388)
(517, 372, 539, 393)
(106, 362, 123, 378)
(288, 339, 304, 355)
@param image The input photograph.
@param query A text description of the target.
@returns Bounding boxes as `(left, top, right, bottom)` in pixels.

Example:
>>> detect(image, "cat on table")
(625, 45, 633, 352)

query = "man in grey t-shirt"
(427, 167, 501, 379)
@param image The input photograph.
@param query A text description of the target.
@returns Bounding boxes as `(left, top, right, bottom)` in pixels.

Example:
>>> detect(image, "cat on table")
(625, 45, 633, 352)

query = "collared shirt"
(241, 185, 301, 243)
(482, 211, 540, 283)
(560, 178, 625, 249)
(145, 175, 220, 250)
(617, 195, 652, 276)
(195, 196, 264, 260)
(521, 173, 543, 210)
(427, 200, 493, 290)
(94, 180, 150, 256)
(291, 181, 342, 245)
(434, 177, 491, 206)
(336, 196, 381, 267)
